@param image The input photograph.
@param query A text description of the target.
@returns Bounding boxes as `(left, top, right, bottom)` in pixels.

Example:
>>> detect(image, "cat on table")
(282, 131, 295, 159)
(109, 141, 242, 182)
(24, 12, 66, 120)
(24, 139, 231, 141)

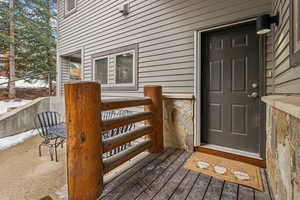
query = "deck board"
(102, 151, 161, 196)
(135, 151, 191, 200)
(220, 181, 238, 200)
(116, 150, 183, 200)
(101, 149, 272, 200)
(169, 170, 199, 200)
(152, 166, 189, 200)
(186, 173, 211, 200)
(203, 178, 224, 200)
(238, 185, 255, 200)
(101, 148, 182, 200)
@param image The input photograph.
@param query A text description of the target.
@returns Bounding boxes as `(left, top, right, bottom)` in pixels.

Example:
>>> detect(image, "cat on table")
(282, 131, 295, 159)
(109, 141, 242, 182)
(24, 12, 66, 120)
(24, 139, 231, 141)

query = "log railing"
(64, 82, 163, 200)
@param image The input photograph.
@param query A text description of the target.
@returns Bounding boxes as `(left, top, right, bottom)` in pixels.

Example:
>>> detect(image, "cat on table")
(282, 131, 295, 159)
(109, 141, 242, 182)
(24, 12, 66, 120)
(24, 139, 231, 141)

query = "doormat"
(184, 152, 264, 191)
(40, 196, 53, 200)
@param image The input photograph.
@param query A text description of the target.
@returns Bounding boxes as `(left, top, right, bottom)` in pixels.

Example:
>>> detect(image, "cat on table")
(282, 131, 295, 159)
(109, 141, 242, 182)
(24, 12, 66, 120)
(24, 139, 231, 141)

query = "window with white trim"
(94, 57, 109, 85)
(92, 45, 138, 90)
(291, 0, 300, 66)
(65, 0, 76, 14)
(115, 51, 135, 86)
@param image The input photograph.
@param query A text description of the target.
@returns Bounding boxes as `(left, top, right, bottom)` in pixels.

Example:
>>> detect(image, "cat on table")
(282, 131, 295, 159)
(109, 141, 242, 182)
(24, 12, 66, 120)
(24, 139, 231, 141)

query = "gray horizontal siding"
(266, 33, 273, 94)
(272, 0, 300, 94)
(59, 57, 70, 95)
(58, 0, 272, 96)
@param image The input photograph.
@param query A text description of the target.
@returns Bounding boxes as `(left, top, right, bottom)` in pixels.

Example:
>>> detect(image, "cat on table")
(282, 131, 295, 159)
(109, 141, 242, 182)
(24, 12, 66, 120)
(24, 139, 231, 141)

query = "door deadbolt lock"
(251, 83, 258, 89)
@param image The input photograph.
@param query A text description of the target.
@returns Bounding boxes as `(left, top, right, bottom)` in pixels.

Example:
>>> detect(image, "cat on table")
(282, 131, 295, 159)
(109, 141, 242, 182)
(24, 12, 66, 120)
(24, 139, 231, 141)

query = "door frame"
(193, 18, 266, 159)
(57, 46, 85, 96)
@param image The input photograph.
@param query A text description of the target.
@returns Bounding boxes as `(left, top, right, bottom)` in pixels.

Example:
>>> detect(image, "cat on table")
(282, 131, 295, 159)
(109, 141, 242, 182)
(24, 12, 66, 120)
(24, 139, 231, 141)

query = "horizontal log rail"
(102, 111, 153, 131)
(103, 140, 152, 173)
(101, 97, 152, 111)
(103, 126, 153, 153)
(64, 83, 163, 200)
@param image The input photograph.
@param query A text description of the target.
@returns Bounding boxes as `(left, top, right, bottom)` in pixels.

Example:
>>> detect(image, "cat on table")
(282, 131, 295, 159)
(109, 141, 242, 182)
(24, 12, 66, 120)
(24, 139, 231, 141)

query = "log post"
(144, 85, 163, 153)
(64, 82, 103, 200)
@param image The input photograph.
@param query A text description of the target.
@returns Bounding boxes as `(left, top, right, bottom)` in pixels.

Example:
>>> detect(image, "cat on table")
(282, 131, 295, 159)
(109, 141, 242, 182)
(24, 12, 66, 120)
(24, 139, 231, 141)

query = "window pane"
(95, 58, 108, 84)
(67, 0, 75, 11)
(116, 53, 133, 84)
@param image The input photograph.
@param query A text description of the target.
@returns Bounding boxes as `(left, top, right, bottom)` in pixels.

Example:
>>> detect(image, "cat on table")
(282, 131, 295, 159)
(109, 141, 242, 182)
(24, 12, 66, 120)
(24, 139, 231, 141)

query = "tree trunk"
(47, 0, 52, 96)
(8, 0, 16, 99)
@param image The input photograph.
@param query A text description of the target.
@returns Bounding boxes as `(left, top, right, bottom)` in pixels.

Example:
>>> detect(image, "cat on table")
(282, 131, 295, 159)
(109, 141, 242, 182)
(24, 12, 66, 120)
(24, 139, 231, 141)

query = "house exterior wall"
(57, 0, 272, 152)
(58, 57, 71, 95)
(272, 0, 300, 93)
(57, 0, 272, 97)
(262, 0, 300, 199)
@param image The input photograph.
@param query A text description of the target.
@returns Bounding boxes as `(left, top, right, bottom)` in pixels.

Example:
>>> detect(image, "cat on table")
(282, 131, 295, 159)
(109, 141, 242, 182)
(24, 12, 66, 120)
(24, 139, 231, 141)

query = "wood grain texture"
(103, 140, 152, 173)
(169, 170, 199, 200)
(102, 126, 153, 153)
(102, 151, 163, 197)
(238, 185, 254, 200)
(100, 148, 272, 200)
(186, 173, 211, 200)
(220, 182, 238, 200)
(203, 178, 224, 200)
(117, 150, 184, 200)
(64, 82, 103, 200)
(144, 85, 163, 153)
(102, 111, 153, 131)
(101, 97, 152, 111)
(152, 167, 189, 200)
(100, 149, 182, 200)
(135, 152, 191, 200)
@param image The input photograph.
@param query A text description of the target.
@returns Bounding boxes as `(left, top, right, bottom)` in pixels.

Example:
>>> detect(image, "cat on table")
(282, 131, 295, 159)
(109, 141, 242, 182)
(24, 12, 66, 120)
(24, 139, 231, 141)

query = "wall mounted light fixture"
(256, 13, 279, 35)
(119, 3, 130, 16)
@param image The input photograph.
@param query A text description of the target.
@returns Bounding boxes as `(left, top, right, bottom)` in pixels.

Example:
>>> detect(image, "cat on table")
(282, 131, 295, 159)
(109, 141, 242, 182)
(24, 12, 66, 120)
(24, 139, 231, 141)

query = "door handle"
(248, 92, 259, 98)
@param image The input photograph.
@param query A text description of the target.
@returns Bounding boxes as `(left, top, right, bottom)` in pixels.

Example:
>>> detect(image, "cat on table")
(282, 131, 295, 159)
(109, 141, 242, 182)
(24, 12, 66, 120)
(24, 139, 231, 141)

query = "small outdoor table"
(47, 123, 67, 139)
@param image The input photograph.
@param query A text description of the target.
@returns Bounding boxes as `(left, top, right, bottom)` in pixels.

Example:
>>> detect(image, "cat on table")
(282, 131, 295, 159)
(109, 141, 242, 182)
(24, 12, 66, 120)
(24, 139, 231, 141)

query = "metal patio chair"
(101, 110, 135, 158)
(34, 111, 65, 162)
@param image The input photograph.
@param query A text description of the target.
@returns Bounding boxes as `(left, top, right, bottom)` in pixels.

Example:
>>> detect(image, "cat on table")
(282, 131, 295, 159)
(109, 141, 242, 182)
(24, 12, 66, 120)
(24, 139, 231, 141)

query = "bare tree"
(8, 0, 16, 98)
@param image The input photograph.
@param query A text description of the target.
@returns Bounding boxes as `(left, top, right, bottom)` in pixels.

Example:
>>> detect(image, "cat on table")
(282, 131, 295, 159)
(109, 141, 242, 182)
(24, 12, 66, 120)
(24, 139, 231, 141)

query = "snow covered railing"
(64, 82, 163, 200)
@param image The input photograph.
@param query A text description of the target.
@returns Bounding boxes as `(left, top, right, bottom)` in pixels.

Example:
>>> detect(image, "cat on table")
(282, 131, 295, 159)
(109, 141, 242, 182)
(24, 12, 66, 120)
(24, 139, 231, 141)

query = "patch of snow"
(0, 76, 48, 88)
(0, 129, 39, 151)
(55, 184, 68, 199)
(0, 99, 32, 114)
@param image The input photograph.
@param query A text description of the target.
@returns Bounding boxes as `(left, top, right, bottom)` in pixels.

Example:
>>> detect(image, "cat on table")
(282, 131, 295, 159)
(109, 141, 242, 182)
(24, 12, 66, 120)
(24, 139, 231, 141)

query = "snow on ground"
(0, 129, 39, 151)
(0, 99, 32, 114)
(0, 76, 48, 88)
(56, 184, 68, 199)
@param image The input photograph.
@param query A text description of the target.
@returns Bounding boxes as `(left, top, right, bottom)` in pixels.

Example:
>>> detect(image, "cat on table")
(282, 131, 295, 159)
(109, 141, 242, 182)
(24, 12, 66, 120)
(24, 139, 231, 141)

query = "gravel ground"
(0, 133, 147, 200)
(0, 135, 67, 200)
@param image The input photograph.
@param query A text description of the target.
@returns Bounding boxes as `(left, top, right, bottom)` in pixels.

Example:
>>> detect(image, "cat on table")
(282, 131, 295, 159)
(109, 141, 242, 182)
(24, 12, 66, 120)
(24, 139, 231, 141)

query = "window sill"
(102, 85, 138, 92)
(261, 95, 300, 119)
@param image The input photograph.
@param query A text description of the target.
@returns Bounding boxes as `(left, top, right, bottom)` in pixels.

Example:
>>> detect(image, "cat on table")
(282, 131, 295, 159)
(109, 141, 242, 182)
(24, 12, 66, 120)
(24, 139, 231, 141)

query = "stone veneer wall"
(163, 98, 194, 151)
(266, 106, 300, 200)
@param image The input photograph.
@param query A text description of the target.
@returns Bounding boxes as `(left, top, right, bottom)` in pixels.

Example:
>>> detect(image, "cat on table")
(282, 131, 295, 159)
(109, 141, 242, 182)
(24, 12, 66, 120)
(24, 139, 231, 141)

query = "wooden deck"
(100, 148, 272, 200)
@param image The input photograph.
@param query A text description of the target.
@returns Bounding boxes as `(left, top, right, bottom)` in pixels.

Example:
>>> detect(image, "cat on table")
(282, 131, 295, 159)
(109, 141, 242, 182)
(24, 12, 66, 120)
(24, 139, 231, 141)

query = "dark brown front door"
(202, 22, 261, 154)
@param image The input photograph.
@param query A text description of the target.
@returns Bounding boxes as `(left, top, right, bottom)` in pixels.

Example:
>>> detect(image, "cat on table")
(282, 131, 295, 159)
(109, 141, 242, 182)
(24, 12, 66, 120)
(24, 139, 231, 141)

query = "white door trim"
(57, 46, 84, 96)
